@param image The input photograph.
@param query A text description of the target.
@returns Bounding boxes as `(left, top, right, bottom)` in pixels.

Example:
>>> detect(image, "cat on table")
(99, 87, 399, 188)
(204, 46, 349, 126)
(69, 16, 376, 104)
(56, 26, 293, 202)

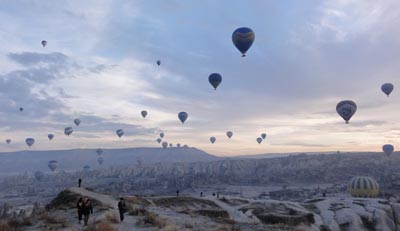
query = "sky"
(0, 0, 400, 156)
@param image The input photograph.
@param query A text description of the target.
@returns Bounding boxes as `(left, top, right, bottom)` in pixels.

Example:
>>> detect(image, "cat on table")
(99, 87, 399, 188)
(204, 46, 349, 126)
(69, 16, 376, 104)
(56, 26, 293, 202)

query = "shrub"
(86, 220, 117, 231)
(137, 212, 167, 228)
(106, 213, 119, 224)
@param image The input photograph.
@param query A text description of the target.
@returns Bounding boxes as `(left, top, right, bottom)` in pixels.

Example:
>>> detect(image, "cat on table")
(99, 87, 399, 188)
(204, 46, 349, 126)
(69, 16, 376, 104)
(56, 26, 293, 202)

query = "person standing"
(82, 198, 93, 226)
(176, 190, 180, 197)
(118, 197, 127, 222)
(78, 178, 82, 188)
(76, 197, 83, 224)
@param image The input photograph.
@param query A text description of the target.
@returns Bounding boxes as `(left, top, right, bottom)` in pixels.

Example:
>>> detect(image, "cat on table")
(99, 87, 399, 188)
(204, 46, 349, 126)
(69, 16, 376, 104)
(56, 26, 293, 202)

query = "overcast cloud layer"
(1, 0, 400, 156)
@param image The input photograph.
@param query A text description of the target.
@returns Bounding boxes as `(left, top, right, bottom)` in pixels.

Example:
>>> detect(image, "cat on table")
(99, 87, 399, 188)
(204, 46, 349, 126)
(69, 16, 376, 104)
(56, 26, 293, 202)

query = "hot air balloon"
(83, 165, 91, 172)
(226, 131, 233, 139)
(210, 137, 216, 144)
(209, 73, 222, 90)
(141, 110, 148, 118)
(256, 137, 262, 144)
(336, 100, 357, 124)
(48, 134, 54, 140)
(261, 133, 267, 140)
(64, 127, 73, 136)
(19, 107, 23, 112)
(98, 157, 104, 165)
(178, 112, 188, 124)
(177, 143, 181, 148)
(25, 138, 35, 147)
(232, 27, 255, 57)
(74, 118, 81, 126)
(41, 40, 47, 47)
(160, 132, 165, 138)
(162, 142, 168, 149)
(382, 144, 394, 156)
(34, 171, 44, 181)
(183, 144, 189, 148)
(169, 143, 173, 147)
(157, 60, 161, 66)
(48, 160, 58, 172)
(6, 139, 11, 144)
(157, 138, 162, 143)
(381, 83, 394, 97)
(96, 148, 103, 155)
(116, 129, 124, 138)
(348, 176, 379, 198)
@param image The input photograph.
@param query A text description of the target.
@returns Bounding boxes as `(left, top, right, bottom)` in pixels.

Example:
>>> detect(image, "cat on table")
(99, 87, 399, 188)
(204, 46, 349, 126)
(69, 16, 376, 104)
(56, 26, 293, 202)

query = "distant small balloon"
(25, 138, 35, 147)
(162, 141, 168, 149)
(381, 83, 394, 97)
(160, 132, 165, 138)
(209, 73, 222, 90)
(169, 143, 173, 147)
(178, 112, 188, 124)
(6, 139, 11, 144)
(157, 60, 161, 66)
(226, 131, 233, 139)
(48, 160, 58, 172)
(261, 133, 267, 140)
(177, 143, 181, 148)
(141, 110, 148, 118)
(98, 157, 104, 165)
(157, 138, 162, 143)
(74, 118, 81, 126)
(96, 148, 103, 155)
(83, 165, 91, 172)
(116, 129, 124, 138)
(41, 40, 47, 47)
(64, 127, 73, 136)
(336, 100, 357, 124)
(48, 134, 54, 140)
(19, 107, 23, 112)
(256, 137, 262, 144)
(382, 144, 394, 156)
(210, 137, 216, 144)
(34, 171, 44, 181)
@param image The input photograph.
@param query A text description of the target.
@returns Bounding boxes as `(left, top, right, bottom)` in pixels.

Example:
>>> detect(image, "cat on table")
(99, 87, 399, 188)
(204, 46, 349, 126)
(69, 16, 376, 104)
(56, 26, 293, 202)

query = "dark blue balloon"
(208, 73, 222, 90)
(232, 27, 255, 57)
(178, 112, 188, 124)
(157, 60, 161, 66)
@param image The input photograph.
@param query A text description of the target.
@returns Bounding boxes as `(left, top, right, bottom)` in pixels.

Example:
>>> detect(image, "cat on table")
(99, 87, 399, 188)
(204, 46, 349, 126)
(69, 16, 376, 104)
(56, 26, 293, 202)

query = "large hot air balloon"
(226, 131, 233, 139)
(157, 138, 162, 143)
(74, 118, 81, 126)
(6, 139, 11, 144)
(210, 137, 216, 144)
(116, 129, 124, 138)
(209, 73, 222, 90)
(382, 144, 394, 156)
(141, 110, 148, 118)
(336, 100, 357, 124)
(178, 112, 188, 124)
(25, 138, 35, 147)
(232, 27, 255, 57)
(19, 107, 23, 112)
(160, 132, 165, 138)
(381, 83, 394, 97)
(256, 137, 262, 144)
(48, 134, 54, 140)
(157, 60, 161, 66)
(96, 148, 103, 155)
(83, 165, 91, 172)
(162, 142, 168, 149)
(48, 160, 58, 172)
(98, 157, 104, 165)
(34, 171, 44, 181)
(64, 127, 73, 136)
(261, 133, 267, 140)
(348, 176, 379, 198)
(41, 40, 47, 47)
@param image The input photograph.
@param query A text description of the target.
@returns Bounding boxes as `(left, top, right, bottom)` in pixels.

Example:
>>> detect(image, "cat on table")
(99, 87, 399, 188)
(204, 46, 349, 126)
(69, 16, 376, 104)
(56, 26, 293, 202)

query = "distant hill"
(0, 147, 219, 175)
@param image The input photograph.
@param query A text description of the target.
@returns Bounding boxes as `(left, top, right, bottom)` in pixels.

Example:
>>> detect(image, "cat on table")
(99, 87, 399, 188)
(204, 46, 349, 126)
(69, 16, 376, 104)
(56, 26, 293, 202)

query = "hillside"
(0, 147, 219, 175)
(1, 187, 400, 230)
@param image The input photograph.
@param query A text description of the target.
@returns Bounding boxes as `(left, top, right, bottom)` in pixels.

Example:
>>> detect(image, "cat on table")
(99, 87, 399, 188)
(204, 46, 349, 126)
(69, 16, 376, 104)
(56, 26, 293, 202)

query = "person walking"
(176, 190, 180, 197)
(78, 178, 82, 188)
(76, 197, 83, 224)
(117, 197, 127, 222)
(82, 198, 93, 226)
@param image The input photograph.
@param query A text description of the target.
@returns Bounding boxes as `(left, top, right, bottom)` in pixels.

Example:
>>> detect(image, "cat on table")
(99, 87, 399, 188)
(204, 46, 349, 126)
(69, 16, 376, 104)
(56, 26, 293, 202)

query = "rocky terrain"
(1, 187, 400, 231)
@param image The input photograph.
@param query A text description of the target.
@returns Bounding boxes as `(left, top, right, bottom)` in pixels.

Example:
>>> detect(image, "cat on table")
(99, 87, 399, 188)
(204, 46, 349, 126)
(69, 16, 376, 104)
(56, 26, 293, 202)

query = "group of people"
(76, 197, 127, 226)
(76, 198, 93, 226)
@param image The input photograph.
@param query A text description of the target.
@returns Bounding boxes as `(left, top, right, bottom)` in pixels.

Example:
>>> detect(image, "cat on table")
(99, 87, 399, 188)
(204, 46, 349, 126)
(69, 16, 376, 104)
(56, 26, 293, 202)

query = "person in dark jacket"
(176, 190, 179, 197)
(82, 198, 93, 226)
(118, 197, 127, 221)
(76, 197, 83, 224)
(78, 178, 82, 187)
